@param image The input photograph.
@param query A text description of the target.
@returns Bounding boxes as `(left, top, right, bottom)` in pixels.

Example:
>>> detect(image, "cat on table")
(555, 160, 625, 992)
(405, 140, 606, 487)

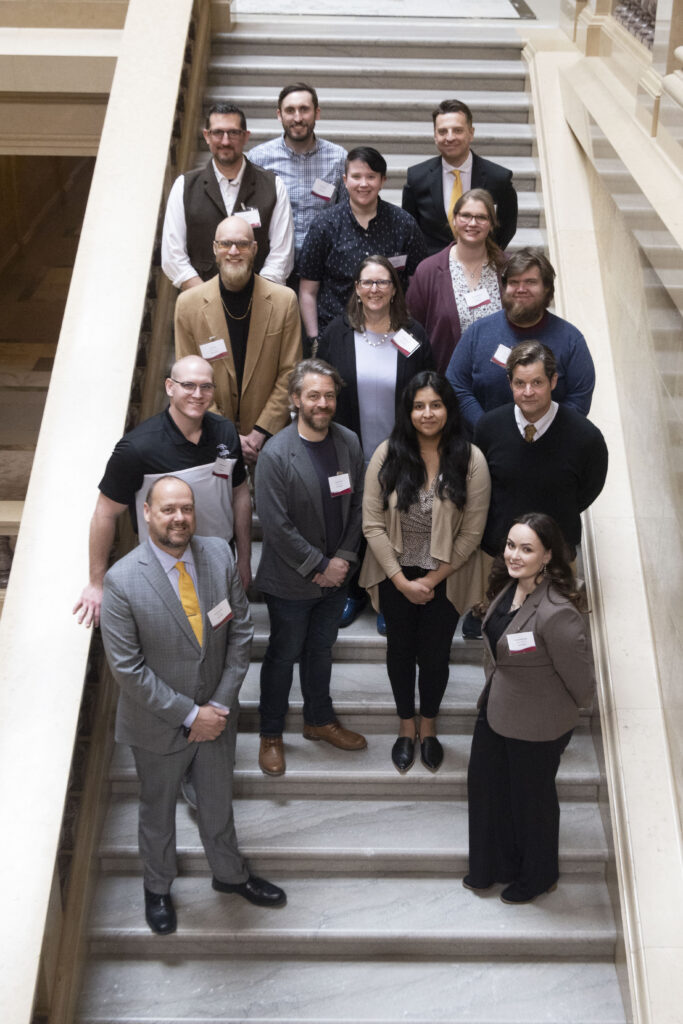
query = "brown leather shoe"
(302, 721, 367, 751)
(259, 736, 285, 776)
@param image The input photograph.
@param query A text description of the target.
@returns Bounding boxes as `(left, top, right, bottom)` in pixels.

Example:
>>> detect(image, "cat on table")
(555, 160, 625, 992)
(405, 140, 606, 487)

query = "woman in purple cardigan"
(406, 189, 506, 375)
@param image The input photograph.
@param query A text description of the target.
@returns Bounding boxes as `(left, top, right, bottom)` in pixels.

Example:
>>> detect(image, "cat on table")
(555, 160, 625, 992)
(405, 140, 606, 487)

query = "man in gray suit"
(255, 359, 367, 777)
(100, 475, 286, 935)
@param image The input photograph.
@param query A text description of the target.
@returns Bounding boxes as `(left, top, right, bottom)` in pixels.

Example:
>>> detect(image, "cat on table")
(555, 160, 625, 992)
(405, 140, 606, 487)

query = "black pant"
(467, 710, 573, 897)
(378, 566, 459, 719)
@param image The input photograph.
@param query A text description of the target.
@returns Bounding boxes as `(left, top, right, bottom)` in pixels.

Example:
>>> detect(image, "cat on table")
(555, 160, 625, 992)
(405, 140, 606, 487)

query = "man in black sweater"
(474, 340, 608, 561)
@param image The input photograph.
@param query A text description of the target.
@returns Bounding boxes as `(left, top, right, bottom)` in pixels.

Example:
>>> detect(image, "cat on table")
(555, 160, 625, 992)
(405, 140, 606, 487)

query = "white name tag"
(200, 337, 228, 361)
(392, 328, 420, 357)
(213, 456, 236, 479)
(491, 343, 512, 368)
(329, 472, 352, 496)
(235, 207, 261, 229)
(507, 631, 536, 653)
(208, 598, 233, 628)
(311, 177, 335, 200)
(388, 253, 407, 270)
(465, 287, 491, 309)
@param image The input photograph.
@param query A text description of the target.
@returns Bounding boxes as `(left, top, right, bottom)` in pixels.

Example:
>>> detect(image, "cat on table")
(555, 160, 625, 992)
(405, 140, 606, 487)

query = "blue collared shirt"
(248, 135, 347, 255)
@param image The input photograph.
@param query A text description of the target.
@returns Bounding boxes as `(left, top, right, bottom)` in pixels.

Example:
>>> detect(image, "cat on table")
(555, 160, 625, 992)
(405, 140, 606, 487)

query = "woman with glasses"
(406, 189, 506, 375)
(317, 254, 434, 628)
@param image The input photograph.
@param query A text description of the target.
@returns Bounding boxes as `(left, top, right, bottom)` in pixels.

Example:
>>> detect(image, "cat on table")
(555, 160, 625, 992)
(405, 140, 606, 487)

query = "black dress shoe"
(391, 736, 415, 773)
(212, 874, 287, 907)
(144, 887, 177, 935)
(420, 736, 444, 772)
(461, 610, 483, 639)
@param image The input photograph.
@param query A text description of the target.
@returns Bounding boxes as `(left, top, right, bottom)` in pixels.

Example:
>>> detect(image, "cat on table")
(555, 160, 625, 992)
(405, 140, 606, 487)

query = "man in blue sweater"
(446, 249, 595, 434)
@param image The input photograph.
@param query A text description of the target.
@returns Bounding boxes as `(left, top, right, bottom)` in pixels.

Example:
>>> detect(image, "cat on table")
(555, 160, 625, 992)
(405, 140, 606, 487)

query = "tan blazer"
(174, 274, 302, 436)
(359, 440, 491, 615)
(479, 578, 595, 742)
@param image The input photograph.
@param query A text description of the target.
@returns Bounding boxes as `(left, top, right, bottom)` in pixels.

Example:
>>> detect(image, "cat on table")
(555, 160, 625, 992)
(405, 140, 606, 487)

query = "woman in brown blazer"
(465, 512, 595, 904)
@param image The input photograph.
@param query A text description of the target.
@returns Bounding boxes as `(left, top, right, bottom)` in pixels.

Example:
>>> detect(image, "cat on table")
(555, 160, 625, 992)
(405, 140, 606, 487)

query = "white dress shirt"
(514, 400, 559, 441)
(161, 157, 295, 288)
(441, 152, 473, 216)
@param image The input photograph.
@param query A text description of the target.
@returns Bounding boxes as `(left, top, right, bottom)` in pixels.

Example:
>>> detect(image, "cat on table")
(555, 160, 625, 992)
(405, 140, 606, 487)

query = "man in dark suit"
(254, 359, 367, 777)
(100, 475, 286, 935)
(402, 99, 518, 255)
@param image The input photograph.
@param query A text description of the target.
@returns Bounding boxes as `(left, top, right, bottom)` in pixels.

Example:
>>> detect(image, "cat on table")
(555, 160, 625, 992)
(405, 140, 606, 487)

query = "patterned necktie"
(175, 561, 203, 646)
(447, 169, 463, 229)
(524, 424, 537, 443)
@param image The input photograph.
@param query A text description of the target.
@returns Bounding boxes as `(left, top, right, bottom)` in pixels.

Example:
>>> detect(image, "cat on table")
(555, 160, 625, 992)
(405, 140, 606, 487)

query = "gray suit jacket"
(100, 536, 253, 755)
(478, 578, 595, 742)
(254, 421, 364, 600)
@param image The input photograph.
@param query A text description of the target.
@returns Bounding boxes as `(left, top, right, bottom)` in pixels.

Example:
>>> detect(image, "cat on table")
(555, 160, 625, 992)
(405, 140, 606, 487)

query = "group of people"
(72, 81, 609, 934)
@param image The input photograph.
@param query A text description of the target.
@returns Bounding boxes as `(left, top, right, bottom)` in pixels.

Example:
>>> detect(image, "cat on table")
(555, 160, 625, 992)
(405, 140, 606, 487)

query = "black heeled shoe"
(420, 735, 444, 772)
(391, 736, 415, 772)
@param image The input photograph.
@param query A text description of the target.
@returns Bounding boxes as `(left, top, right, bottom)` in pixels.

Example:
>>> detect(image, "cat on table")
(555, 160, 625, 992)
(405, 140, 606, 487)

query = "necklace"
(361, 328, 391, 347)
(221, 293, 253, 321)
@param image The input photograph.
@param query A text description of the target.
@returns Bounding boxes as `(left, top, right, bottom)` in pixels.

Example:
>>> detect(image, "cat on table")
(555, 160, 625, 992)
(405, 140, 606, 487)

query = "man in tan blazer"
(175, 215, 302, 465)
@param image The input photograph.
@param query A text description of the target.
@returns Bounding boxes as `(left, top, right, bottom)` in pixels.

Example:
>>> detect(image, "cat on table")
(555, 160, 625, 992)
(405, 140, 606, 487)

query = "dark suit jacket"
(479, 579, 594, 742)
(317, 315, 435, 449)
(401, 152, 518, 254)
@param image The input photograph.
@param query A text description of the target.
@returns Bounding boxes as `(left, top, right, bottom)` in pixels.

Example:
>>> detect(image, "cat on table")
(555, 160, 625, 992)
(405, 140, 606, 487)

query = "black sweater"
(474, 404, 608, 556)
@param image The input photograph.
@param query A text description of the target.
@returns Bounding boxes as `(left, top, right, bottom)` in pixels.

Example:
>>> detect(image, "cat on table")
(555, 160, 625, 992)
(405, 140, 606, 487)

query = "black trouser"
(378, 566, 459, 719)
(467, 709, 573, 897)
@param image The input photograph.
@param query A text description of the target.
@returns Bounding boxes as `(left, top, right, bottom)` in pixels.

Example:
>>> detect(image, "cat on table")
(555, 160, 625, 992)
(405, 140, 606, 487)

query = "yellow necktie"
(175, 561, 203, 646)
(447, 169, 463, 229)
(524, 424, 537, 443)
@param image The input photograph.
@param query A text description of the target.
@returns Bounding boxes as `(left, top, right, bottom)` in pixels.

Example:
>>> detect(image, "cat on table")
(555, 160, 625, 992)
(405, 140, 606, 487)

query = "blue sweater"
(445, 310, 595, 432)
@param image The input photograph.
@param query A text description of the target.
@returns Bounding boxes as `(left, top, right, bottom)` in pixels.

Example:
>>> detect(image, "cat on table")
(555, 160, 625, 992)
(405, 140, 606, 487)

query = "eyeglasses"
(170, 379, 216, 394)
(456, 212, 490, 224)
(207, 128, 245, 140)
(213, 239, 255, 251)
(358, 279, 393, 290)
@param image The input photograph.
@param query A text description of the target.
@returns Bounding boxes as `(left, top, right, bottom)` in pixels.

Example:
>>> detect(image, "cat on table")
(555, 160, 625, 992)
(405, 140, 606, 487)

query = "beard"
(502, 292, 546, 327)
(218, 257, 254, 292)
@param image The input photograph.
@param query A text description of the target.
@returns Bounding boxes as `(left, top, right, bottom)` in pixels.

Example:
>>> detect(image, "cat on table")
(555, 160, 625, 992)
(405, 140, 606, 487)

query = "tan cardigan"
(359, 440, 491, 614)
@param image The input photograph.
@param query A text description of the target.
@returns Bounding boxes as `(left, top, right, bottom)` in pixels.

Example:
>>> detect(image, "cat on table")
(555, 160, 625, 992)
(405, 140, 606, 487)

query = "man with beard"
(174, 215, 302, 466)
(161, 103, 294, 288)
(445, 248, 595, 433)
(248, 82, 347, 267)
(254, 360, 367, 777)
(100, 475, 286, 935)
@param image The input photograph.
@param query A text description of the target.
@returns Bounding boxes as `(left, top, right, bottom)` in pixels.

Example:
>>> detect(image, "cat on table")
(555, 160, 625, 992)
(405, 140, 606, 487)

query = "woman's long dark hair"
(480, 512, 585, 612)
(378, 372, 470, 511)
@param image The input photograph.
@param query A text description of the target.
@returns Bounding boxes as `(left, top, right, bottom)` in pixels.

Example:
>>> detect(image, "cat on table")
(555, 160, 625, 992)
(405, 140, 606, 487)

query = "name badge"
(312, 178, 335, 201)
(329, 472, 352, 496)
(491, 343, 512, 368)
(392, 329, 420, 357)
(236, 207, 261, 229)
(388, 253, 407, 270)
(213, 456, 236, 479)
(200, 337, 228, 361)
(208, 598, 233, 628)
(507, 631, 536, 653)
(465, 287, 491, 309)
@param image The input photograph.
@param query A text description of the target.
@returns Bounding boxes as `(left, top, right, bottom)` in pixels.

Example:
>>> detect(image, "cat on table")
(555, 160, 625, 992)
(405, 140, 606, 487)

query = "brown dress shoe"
(302, 721, 367, 751)
(259, 736, 285, 776)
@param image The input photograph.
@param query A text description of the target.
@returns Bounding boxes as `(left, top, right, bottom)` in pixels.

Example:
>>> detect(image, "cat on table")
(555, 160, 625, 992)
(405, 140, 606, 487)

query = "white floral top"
(449, 249, 502, 334)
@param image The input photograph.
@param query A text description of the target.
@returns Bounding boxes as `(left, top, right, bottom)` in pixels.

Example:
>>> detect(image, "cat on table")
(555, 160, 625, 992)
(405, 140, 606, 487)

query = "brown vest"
(183, 157, 276, 280)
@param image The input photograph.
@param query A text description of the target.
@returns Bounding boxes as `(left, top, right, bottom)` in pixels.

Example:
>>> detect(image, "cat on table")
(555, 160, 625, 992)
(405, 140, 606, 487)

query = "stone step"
(208, 54, 528, 92)
(99, 794, 610, 877)
(87, 872, 617, 959)
(109, 726, 601, 800)
(76, 956, 628, 1024)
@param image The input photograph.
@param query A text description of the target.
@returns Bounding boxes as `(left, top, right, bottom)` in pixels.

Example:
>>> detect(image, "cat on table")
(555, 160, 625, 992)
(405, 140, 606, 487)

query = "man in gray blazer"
(100, 475, 286, 935)
(255, 359, 367, 777)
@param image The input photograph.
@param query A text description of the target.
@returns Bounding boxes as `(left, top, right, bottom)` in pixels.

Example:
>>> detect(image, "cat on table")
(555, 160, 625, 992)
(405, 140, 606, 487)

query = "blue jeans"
(259, 587, 347, 736)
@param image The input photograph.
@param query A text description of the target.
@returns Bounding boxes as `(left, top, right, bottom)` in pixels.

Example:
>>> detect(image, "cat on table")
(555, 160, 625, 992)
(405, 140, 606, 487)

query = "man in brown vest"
(162, 103, 295, 289)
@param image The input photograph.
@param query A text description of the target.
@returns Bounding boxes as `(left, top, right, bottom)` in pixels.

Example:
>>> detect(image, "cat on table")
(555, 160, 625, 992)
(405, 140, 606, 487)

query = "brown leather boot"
(259, 736, 285, 776)
(302, 721, 367, 750)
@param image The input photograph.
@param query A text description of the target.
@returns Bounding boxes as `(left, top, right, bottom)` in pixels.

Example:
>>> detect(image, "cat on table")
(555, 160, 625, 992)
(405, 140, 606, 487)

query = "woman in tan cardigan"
(360, 371, 490, 772)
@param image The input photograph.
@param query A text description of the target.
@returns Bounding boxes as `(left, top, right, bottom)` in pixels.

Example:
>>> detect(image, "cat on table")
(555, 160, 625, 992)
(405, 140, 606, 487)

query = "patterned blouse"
(449, 249, 502, 335)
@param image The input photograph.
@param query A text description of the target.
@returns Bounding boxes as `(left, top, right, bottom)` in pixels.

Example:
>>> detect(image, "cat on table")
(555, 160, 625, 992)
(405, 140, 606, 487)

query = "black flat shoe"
(144, 887, 177, 935)
(391, 736, 415, 772)
(500, 881, 558, 904)
(462, 875, 494, 892)
(212, 874, 287, 907)
(420, 736, 444, 772)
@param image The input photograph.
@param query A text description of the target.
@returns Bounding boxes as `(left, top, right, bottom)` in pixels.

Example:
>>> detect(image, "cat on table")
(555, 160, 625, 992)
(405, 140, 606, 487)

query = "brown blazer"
(359, 440, 491, 615)
(174, 274, 302, 436)
(479, 578, 595, 742)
